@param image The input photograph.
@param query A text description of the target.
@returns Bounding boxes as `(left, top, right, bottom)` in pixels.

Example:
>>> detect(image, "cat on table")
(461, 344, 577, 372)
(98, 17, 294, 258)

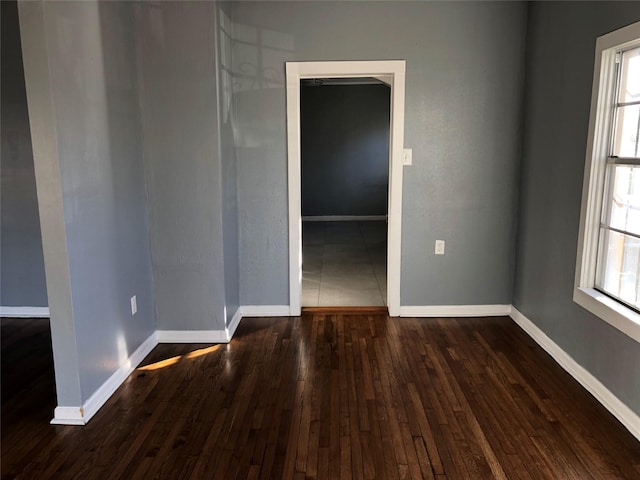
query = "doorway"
(285, 61, 406, 316)
(300, 79, 390, 307)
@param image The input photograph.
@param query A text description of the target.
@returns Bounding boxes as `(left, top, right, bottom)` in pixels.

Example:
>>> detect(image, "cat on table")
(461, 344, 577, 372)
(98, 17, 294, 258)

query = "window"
(596, 46, 640, 308)
(575, 21, 640, 344)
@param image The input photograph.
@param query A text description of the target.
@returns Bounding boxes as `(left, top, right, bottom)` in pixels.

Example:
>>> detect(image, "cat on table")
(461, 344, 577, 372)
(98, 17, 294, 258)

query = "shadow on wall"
(220, 7, 294, 148)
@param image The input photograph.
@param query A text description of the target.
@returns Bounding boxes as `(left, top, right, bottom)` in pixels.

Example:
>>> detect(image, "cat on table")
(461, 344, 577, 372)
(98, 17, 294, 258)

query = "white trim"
(574, 21, 640, 344)
(302, 215, 387, 222)
(157, 330, 232, 344)
(398, 304, 512, 318)
(510, 307, 640, 442)
(156, 307, 246, 344)
(574, 288, 640, 344)
(0, 306, 50, 318)
(51, 332, 158, 425)
(226, 307, 243, 339)
(286, 60, 406, 318)
(51, 406, 85, 426)
(240, 305, 291, 317)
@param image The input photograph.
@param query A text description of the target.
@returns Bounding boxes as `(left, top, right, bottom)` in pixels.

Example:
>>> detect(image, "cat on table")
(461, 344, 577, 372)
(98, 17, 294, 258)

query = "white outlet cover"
(435, 240, 445, 255)
(130, 295, 137, 315)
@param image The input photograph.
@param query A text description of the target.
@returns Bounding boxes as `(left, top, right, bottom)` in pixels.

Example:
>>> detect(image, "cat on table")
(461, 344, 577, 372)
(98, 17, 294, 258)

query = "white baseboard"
(398, 304, 512, 317)
(226, 306, 243, 338)
(0, 306, 50, 318)
(51, 331, 158, 426)
(302, 215, 387, 222)
(157, 330, 230, 343)
(157, 306, 246, 343)
(510, 306, 640, 442)
(51, 406, 85, 425)
(240, 305, 291, 317)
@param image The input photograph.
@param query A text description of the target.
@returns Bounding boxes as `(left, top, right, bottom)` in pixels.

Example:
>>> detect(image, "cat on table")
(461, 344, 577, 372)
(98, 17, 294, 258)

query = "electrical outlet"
(435, 240, 445, 255)
(130, 295, 137, 315)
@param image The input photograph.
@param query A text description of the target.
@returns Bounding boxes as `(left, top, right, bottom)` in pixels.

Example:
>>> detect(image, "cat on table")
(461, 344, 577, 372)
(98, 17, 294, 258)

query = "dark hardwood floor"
(2, 314, 640, 479)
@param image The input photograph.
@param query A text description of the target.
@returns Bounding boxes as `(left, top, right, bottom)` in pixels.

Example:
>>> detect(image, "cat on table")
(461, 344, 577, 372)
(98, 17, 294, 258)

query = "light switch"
(403, 148, 412, 166)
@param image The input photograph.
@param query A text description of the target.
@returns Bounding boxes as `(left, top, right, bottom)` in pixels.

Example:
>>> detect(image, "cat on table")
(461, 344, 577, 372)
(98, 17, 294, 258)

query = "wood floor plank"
(3, 315, 640, 479)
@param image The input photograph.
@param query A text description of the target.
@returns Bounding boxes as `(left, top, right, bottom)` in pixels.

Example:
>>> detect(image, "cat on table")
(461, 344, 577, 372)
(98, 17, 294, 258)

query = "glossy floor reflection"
(302, 220, 387, 306)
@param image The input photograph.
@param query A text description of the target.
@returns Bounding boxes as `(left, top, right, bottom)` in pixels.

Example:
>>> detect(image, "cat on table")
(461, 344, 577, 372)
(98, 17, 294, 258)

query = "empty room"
(2, 1, 640, 478)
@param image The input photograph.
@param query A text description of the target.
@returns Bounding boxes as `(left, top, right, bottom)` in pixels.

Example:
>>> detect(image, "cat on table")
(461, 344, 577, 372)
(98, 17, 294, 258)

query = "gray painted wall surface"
(18, 0, 156, 403)
(1, 1, 47, 308)
(218, 2, 240, 325)
(301, 84, 390, 217)
(134, 1, 231, 330)
(230, 1, 527, 306)
(514, 2, 640, 415)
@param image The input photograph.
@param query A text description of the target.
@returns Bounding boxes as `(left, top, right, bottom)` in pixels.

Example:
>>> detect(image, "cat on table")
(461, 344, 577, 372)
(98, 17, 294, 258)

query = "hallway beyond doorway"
(302, 220, 386, 307)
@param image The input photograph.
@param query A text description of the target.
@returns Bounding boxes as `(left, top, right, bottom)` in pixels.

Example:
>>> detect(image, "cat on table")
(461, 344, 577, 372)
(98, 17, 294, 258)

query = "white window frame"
(575, 21, 640, 344)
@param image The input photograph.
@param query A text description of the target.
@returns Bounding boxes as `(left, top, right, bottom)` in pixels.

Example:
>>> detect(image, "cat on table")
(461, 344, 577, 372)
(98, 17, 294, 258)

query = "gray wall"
(219, 1, 241, 324)
(1, 1, 47, 308)
(514, 2, 640, 415)
(134, 1, 239, 329)
(301, 84, 390, 217)
(230, 1, 527, 306)
(18, 1, 156, 404)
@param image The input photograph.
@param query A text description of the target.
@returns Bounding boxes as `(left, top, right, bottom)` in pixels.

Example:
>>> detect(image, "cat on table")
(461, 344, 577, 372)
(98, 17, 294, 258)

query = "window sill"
(574, 287, 640, 344)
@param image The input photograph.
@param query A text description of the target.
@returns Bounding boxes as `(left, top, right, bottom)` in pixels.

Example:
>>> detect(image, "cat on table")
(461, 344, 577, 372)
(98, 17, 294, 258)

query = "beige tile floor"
(302, 220, 387, 307)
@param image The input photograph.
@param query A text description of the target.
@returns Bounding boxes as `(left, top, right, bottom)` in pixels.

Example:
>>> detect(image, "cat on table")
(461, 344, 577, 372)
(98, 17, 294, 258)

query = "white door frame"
(286, 60, 406, 316)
